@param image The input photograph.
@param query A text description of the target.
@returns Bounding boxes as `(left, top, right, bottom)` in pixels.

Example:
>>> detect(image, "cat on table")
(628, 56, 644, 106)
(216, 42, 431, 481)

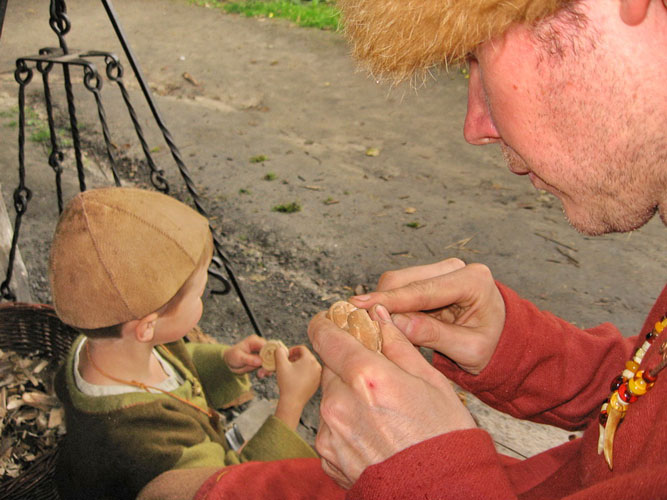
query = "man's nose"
(463, 60, 500, 145)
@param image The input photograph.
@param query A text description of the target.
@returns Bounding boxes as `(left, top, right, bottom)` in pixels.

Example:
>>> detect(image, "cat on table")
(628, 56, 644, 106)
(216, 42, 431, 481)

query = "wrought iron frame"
(0, 0, 7, 41)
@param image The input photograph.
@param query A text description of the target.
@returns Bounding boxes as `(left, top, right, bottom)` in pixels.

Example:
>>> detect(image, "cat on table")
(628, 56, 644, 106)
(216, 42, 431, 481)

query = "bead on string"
(597, 315, 667, 469)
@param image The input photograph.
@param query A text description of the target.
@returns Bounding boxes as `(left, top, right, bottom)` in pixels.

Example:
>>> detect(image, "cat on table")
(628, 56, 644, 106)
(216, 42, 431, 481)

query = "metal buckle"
(224, 423, 245, 451)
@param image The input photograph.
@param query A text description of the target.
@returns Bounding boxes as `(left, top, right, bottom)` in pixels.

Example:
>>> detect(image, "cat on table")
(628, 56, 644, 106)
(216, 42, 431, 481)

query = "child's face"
(153, 263, 209, 344)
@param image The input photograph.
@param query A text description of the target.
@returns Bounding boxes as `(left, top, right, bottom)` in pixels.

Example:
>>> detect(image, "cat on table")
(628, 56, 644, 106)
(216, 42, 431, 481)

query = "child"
(50, 187, 321, 500)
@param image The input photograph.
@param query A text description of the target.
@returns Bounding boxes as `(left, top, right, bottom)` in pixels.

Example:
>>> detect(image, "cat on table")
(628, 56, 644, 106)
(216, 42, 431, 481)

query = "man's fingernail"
(391, 313, 412, 335)
(375, 305, 391, 323)
(352, 294, 371, 302)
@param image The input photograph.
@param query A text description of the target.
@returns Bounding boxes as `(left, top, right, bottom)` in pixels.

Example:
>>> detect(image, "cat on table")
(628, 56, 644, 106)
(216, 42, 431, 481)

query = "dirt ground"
(0, 0, 665, 454)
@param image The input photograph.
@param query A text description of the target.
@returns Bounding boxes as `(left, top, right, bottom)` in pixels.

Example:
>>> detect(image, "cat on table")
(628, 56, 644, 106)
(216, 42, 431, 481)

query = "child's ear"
(619, 0, 651, 25)
(135, 313, 159, 343)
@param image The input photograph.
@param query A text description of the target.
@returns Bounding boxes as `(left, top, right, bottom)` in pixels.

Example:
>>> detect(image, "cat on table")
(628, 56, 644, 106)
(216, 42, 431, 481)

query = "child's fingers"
(225, 347, 263, 374)
(288, 345, 307, 362)
(241, 334, 266, 353)
(236, 349, 263, 367)
(274, 343, 291, 369)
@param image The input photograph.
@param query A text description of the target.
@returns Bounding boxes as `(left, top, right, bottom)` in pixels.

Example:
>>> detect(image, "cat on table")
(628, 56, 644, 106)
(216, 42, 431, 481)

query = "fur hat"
(337, 0, 571, 81)
(49, 187, 211, 329)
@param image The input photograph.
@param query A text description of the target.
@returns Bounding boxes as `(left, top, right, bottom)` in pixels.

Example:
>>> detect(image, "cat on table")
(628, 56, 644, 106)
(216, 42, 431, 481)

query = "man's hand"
(308, 308, 476, 488)
(350, 258, 506, 375)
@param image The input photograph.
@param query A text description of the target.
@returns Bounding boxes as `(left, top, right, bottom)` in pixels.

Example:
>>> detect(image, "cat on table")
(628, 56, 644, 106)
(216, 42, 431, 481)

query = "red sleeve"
(435, 282, 636, 430)
(350, 429, 667, 500)
(194, 458, 346, 500)
(348, 430, 517, 500)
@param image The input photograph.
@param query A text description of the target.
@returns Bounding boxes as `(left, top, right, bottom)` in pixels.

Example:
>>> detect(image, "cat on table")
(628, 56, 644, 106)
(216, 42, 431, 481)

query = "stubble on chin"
(498, 144, 660, 236)
(500, 144, 527, 174)
(499, 143, 598, 235)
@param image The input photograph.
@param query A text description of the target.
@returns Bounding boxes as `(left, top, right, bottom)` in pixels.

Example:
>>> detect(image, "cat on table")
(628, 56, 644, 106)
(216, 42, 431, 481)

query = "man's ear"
(619, 0, 652, 25)
(135, 312, 159, 343)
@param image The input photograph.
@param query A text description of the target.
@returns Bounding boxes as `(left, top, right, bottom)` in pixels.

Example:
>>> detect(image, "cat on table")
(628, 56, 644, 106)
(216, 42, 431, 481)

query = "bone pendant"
(603, 405, 623, 470)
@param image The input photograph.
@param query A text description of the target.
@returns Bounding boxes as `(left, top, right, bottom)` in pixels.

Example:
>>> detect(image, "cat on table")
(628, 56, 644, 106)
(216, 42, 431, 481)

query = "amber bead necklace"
(597, 315, 667, 469)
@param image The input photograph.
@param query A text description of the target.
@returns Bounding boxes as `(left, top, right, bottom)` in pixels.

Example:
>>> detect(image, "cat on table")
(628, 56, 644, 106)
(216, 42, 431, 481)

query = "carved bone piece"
(347, 308, 382, 352)
(326, 300, 358, 330)
(326, 300, 382, 352)
(259, 339, 288, 372)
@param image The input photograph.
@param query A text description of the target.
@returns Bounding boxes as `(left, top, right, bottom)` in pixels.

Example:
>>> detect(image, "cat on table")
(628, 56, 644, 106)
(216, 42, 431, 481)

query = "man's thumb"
(371, 304, 449, 388)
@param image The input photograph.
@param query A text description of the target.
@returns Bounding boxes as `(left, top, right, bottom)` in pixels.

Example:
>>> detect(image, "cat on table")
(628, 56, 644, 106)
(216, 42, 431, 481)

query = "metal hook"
(207, 256, 232, 295)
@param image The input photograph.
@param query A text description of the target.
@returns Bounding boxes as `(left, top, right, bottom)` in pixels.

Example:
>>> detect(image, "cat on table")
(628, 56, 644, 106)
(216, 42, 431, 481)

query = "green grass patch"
(191, 0, 340, 31)
(250, 155, 268, 163)
(1, 105, 73, 145)
(272, 201, 301, 213)
(263, 172, 277, 181)
(30, 128, 51, 143)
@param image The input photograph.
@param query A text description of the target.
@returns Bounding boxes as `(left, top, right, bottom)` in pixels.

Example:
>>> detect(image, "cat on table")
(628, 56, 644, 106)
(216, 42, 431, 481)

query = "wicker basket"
(0, 302, 78, 500)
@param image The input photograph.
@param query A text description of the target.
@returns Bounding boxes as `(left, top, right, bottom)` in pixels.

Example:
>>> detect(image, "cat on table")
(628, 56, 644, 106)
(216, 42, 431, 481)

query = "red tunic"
(350, 282, 667, 499)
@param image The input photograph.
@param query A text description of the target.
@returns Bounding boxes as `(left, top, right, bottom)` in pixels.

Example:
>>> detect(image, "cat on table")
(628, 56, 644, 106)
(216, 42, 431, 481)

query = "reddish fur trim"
(338, 0, 570, 80)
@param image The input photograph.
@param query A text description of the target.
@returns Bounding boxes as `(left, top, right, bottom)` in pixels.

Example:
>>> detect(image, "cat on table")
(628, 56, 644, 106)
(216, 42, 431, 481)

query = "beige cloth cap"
(49, 187, 211, 329)
(338, 0, 571, 81)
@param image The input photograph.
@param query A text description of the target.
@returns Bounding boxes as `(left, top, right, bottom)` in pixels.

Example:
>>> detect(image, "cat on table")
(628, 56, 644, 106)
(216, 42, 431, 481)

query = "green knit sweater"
(54, 336, 316, 500)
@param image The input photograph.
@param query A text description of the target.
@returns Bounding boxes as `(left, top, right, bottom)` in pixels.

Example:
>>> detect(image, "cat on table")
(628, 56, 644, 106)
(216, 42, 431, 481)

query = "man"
(308, 0, 667, 498)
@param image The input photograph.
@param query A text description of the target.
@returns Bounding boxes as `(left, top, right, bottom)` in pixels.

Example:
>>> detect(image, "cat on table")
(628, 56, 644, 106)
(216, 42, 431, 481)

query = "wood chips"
(0, 349, 65, 479)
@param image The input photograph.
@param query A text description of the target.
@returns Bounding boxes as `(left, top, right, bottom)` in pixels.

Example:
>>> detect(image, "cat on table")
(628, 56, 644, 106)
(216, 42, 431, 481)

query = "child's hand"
(274, 345, 322, 429)
(223, 335, 266, 374)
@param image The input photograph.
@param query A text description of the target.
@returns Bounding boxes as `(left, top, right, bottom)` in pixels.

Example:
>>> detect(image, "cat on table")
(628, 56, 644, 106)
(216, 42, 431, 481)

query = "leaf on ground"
(182, 72, 200, 86)
(445, 236, 475, 250)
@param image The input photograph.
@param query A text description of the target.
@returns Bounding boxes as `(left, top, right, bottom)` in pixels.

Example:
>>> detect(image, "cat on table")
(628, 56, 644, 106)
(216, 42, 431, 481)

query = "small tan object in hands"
(259, 339, 288, 371)
(326, 301, 382, 352)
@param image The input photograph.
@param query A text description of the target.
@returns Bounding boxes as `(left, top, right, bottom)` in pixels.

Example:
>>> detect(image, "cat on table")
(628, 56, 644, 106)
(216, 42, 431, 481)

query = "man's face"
(463, 2, 666, 235)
